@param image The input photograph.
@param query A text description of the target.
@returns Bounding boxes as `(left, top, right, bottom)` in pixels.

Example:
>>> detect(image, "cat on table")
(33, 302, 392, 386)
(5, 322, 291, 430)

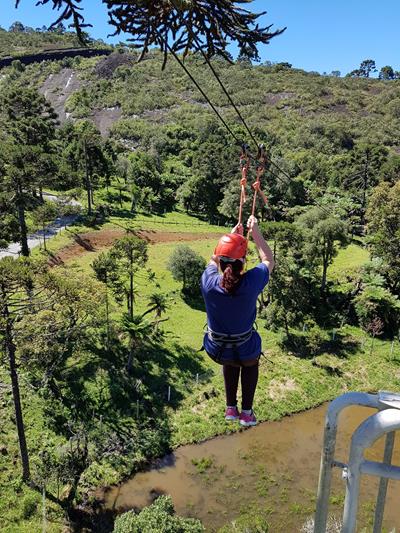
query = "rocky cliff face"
(39, 66, 122, 136)
(40, 68, 82, 122)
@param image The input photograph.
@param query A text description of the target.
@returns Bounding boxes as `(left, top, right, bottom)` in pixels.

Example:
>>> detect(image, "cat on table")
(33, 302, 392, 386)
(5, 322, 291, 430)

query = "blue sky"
(2, 0, 399, 75)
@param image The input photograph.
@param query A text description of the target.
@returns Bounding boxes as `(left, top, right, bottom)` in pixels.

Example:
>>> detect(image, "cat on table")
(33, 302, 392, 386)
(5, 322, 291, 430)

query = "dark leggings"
(223, 359, 259, 411)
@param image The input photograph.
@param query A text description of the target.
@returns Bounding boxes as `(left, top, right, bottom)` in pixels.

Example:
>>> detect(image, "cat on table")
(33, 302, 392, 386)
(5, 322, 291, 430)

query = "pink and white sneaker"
(239, 410, 257, 427)
(225, 406, 240, 421)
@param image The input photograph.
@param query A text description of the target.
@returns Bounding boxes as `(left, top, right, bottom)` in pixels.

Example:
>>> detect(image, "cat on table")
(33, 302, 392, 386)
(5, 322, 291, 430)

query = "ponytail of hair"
(220, 259, 243, 294)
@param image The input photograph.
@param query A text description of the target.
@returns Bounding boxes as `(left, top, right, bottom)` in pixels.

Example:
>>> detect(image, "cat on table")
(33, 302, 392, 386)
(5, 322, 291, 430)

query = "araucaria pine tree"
(0, 82, 58, 256)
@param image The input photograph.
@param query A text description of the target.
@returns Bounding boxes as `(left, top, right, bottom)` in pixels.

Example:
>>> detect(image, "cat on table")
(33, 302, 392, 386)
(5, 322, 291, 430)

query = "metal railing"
(314, 391, 400, 533)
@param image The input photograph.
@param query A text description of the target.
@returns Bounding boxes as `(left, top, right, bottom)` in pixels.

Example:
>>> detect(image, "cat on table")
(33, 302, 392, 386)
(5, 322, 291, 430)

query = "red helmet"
(214, 234, 247, 260)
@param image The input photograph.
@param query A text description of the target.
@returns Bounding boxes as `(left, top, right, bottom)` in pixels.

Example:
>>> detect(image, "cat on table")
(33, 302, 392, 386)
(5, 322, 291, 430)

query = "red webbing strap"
(238, 145, 250, 225)
(247, 144, 268, 241)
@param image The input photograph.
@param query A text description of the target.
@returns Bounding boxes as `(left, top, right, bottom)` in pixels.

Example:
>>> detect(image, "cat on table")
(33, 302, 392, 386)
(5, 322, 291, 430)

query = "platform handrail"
(314, 391, 400, 533)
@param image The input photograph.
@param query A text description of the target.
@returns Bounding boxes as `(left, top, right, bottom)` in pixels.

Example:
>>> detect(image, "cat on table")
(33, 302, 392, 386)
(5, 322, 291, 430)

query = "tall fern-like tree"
(15, 0, 285, 66)
(62, 120, 109, 216)
(0, 258, 33, 481)
(143, 292, 168, 319)
(0, 83, 58, 256)
(297, 208, 348, 292)
(109, 235, 148, 319)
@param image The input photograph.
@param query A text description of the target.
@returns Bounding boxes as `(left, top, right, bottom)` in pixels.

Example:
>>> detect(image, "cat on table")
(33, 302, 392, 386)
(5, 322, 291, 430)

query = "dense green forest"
(0, 25, 399, 532)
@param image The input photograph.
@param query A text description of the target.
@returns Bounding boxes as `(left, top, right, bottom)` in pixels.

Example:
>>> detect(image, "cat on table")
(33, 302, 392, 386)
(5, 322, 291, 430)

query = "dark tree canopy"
(16, 1, 285, 64)
(348, 59, 377, 78)
(379, 65, 395, 80)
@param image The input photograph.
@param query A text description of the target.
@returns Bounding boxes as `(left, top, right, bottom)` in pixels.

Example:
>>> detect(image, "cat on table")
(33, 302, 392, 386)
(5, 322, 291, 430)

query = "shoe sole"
(225, 416, 239, 421)
(239, 420, 257, 427)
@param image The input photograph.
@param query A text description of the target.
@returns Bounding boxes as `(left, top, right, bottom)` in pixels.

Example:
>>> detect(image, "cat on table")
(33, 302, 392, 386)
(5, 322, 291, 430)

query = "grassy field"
(328, 242, 370, 281)
(58, 220, 400, 448)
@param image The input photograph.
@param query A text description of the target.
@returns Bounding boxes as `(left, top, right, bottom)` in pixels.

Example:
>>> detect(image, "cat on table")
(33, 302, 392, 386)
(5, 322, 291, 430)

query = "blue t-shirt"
(201, 263, 269, 360)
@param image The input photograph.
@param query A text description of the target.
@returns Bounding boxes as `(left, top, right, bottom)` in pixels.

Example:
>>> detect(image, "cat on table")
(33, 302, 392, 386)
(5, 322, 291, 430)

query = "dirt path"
(48, 229, 221, 266)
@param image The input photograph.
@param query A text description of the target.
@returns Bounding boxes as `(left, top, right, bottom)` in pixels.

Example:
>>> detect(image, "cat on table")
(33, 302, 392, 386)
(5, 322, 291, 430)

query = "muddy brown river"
(100, 404, 400, 532)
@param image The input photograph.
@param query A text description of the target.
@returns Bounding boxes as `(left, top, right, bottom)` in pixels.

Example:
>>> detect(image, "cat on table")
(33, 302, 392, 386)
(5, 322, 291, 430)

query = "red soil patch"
(48, 229, 221, 266)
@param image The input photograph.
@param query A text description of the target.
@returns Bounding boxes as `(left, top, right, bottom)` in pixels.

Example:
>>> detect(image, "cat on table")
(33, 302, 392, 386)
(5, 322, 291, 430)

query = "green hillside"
(2, 44, 396, 230)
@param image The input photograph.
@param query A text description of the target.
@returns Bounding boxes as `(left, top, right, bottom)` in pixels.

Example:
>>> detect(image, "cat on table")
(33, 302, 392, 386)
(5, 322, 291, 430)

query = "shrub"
(279, 325, 330, 357)
(354, 285, 400, 338)
(167, 245, 206, 296)
(113, 495, 205, 533)
(21, 492, 40, 519)
(306, 325, 330, 355)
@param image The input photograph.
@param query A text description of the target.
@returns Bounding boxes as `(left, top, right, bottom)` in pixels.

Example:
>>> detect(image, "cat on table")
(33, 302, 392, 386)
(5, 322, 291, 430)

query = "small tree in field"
(297, 208, 348, 292)
(354, 285, 400, 338)
(366, 317, 384, 355)
(109, 235, 148, 319)
(167, 245, 206, 296)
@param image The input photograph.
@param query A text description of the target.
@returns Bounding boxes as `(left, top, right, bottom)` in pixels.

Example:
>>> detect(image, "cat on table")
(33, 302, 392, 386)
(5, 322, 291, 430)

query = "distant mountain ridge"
(0, 47, 112, 69)
(0, 25, 112, 65)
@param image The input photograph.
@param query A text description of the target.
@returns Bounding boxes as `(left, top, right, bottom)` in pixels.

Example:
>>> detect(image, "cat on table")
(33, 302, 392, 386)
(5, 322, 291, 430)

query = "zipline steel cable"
(154, 28, 241, 145)
(188, 40, 335, 218)
(155, 24, 333, 218)
(168, 6, 297, 182)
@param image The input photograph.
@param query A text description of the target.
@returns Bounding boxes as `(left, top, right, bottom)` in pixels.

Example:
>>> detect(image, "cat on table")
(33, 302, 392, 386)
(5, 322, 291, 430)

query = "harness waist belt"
(207, 327, 254, 348)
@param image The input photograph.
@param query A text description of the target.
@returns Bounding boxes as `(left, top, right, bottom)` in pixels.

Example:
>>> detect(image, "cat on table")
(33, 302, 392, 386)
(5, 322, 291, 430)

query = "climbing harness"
(206, 326, 255, 365)
(207, 326, 254, 348)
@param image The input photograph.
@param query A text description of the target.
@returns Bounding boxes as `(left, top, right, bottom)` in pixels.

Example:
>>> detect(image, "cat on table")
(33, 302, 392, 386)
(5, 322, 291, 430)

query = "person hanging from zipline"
(201, 215, 274, 426)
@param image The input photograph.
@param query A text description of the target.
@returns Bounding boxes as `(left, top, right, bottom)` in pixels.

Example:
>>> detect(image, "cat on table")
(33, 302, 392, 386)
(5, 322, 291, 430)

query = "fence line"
(131, 218, 222, 227)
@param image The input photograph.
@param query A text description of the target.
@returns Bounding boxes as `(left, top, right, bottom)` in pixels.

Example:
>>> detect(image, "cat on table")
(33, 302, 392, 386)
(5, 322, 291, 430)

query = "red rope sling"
(237, 144, 269, 240)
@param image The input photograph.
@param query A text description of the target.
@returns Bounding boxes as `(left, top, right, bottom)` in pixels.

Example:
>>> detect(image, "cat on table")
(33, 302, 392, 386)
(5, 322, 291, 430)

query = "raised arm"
(247, 215, 275, 273)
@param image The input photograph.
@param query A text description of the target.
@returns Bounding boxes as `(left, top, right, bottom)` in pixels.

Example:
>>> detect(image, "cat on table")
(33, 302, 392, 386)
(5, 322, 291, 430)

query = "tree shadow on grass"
(312, 357, 344, 377)
(281, 331, 360, 360)
(181, 292, 206, 312)
(172, 343, 211, 375)
(45, 333, 214, 531)
(134, 341, 211, 408)
(57, 332, 212, 429)
(108, 207, 134, 220)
